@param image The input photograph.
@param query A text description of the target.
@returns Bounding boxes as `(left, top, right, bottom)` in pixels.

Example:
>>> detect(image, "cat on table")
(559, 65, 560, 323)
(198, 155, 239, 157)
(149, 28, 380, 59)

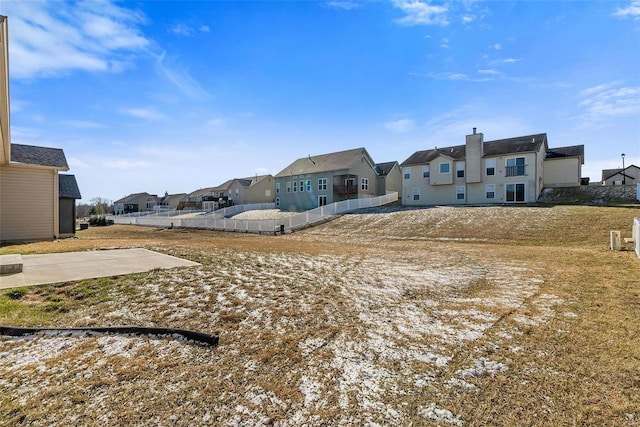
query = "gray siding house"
(274, 148, 390, 212)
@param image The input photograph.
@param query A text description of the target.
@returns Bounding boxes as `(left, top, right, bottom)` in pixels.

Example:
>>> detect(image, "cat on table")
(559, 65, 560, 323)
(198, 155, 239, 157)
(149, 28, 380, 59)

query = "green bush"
(89, 215, 108, 226)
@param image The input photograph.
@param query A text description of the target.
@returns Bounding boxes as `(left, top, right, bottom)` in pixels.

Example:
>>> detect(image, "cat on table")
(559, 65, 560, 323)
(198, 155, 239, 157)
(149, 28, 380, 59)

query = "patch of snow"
(421, 403, 464, 426)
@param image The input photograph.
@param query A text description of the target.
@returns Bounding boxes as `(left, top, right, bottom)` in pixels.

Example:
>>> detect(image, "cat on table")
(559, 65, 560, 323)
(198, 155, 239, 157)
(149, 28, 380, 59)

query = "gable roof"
(11, 143, 69, 169)
(275, 148, 374, 178)
(601, 165, 640, 181)
(401, 133, 548, 166)
(546, 144, 584, 163)
(59, 174, 81, 199)
(188, 187, 217, 198)
(114, 192, 158, 204)
(375, 161, 398, 176)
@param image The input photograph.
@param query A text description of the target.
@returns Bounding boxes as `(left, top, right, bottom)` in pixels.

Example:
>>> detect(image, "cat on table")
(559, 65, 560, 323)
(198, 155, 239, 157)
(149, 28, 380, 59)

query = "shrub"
(89, 215, 108, 226)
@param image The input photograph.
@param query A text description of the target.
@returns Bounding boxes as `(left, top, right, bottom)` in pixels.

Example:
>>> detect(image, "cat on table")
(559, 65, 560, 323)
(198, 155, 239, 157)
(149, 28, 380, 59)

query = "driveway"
(0, 248, 200, 289)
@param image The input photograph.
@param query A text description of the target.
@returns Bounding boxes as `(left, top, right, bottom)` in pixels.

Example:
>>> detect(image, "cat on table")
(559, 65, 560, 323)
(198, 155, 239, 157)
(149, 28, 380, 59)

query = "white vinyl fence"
(634, 217, 640, 259)
(109, 193, 398, 234)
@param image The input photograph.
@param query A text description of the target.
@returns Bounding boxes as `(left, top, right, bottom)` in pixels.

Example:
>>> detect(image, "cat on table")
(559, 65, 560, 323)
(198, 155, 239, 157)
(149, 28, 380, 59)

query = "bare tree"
(90, 197, 112, 215)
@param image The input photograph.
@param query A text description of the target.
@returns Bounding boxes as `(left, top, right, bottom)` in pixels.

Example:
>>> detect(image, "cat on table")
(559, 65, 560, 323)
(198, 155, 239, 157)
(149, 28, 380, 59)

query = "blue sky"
(2, 0, 639, 203)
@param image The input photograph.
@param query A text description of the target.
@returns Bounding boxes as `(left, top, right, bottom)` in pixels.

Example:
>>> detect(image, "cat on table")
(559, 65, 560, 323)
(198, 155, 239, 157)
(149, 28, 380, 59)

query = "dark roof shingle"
(59, 174, 81, 199)
(11, 143, 69, 169)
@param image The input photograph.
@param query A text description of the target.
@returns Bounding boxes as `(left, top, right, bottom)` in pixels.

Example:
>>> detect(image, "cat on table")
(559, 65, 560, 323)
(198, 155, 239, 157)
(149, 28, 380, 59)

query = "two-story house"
(401, 129, 584, 206)
(274, 148, 395, 212)
(113, 192, 159, 215)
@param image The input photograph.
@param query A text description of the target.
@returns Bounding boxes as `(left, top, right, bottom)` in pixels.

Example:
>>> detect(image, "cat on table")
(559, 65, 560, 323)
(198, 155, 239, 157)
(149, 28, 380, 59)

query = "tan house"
(375, 161, 402, 197)
(601, 165, 639, 186)
(201, 175, 275, 211)
(1, 16, 80, 243)
(274, 147, 396, 212)
(155, 192, 188, 211)
(113, 192, 159, 215)
(400, 129, 584, 206)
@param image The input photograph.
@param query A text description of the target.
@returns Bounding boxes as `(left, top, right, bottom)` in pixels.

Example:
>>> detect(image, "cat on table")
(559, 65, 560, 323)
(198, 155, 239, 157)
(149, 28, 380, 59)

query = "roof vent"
(473, 127, 476, 134)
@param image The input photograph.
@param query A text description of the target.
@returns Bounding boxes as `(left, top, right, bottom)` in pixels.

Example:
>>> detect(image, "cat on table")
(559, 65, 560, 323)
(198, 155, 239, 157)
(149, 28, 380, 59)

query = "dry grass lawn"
(1, 205, 639, 426)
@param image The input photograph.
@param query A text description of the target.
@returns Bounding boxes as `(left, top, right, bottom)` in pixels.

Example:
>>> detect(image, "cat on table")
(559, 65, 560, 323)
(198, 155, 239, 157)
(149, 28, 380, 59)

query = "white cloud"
(325, 1, 361, 10)
(200, 25, 211, 32)
(578, 83, 640, 120)
(3, 0, 149, 79)
(613, 0, 640, 20)
(393, 0, 449, 26)
(462, 15, 474, 24)
(121, 108, 165, 120)
(62, 120, 106, 129)
(385, 118, 415, 133)
(207, 117, 226, 127)
(155, 51, 209, 100)
(490, 43, 502, 50)
(440, 38, 450, 48)
(102, 159, 149, 170)
(171, 23, 195, 36)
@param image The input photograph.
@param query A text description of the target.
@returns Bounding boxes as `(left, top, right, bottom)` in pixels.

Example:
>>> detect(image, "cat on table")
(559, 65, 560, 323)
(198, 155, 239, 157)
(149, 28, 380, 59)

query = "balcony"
(505, 165, 526, 177)
(333, 184, 358, 195)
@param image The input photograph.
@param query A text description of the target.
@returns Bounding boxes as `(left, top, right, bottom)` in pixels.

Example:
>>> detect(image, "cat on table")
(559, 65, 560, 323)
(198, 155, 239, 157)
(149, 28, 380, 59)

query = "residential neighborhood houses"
(0, 15, 636, 244)
(114, 130, 586, 213)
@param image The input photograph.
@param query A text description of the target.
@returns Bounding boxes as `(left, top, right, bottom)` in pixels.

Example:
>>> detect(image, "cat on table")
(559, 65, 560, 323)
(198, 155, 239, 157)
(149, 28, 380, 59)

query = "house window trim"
(439, 162, 451, 174)
(485, 184, 495, 199)
(486, 158, 496, 176)
(404, 167, 411, 180)
(412, 187, 420, 201)
(286, 182, 291, 193)
(318, 178, 327, 191)
(422, 165, 430, 178)
(276, 182, 280, 194)
(456, 185, 465, 200)
(361, 178, 369, 191)
(505, 157, 526, 177)
(318, 195, 327, 207)
(505, 183, 526, 203)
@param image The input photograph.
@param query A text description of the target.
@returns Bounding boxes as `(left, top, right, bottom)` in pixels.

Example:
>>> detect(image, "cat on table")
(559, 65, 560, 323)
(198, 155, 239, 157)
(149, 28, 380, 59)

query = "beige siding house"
(543, 145, 585, 187)
(375, 161, 402, 197)
(401, 130, 584, 206)
(601, 165, 639, 186)
(274, 148, 388, 212)
(1, 16, 78, 243)
(114, 192, 159, 215)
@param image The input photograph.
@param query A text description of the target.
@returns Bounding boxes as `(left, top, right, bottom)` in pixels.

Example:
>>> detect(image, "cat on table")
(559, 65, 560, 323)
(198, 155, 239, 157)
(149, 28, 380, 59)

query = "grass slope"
(1, 205, 639, 426)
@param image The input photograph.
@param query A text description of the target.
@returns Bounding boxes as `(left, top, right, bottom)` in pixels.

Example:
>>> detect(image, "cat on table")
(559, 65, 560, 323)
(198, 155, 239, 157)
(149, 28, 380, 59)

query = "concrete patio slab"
(0, 248, 200, 289)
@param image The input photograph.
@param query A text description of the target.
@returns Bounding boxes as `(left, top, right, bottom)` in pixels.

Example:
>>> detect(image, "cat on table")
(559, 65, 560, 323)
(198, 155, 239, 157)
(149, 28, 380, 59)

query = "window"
(293, 181, 298, 192)
(276, 183, 280, 194)
(506, 157, 526, 176)
(412, 187, 420, 201)
(306, 180, 312, 192)
(485, 184, 495, 199)
(361, 178, 369, 190)
(456, 186, 465, 200)
(265, 190, 271, 197)
(506, 183, 526, 202)
(318, 195, 327, 206)
(318, 178, 327, 191)
(275, 198, 280, 207)
(456, 162, 465, 178)
(235, 189, 239, 196)
(440, 162, 450, 174)
(486, 159, 495, 176)
(422, 165, 430, 178)
(404, 167, 411, 180)
(286, 182, 291, 193)
(300, 181, 304, 193)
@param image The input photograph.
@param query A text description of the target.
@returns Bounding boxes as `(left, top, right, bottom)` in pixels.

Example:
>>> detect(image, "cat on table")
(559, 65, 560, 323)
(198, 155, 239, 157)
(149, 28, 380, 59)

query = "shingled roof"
(375, 161, 398, 176)
(11, 143, 69, 169)
(546, 144, 584, 162)
(275, 148, 373, 178)
(59, 174, 81, 199)
(401, 133, 548, 166)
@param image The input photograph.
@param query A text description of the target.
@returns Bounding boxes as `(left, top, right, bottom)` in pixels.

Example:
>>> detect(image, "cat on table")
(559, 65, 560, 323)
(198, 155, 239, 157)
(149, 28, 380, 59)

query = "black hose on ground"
(0, 325, 219, 347)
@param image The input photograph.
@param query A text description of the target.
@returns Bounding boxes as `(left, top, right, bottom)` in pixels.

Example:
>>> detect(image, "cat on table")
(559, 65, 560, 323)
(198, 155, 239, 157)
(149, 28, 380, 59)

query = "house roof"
(546, 144, 584, 163)
(59, 174, 81, 199)
(11, 143, 69, 169)
(275, 148, 373, 178)
(188, 187, 217, 198)
(401, 133, 548, 167)
(375, 161, 398, 176)
(114, 192, 158, 204)
(601, 165, 639, 181)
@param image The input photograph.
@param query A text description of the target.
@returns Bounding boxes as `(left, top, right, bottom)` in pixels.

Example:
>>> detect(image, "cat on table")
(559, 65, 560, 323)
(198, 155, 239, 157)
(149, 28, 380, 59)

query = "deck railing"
(108, 193, 398, 234)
